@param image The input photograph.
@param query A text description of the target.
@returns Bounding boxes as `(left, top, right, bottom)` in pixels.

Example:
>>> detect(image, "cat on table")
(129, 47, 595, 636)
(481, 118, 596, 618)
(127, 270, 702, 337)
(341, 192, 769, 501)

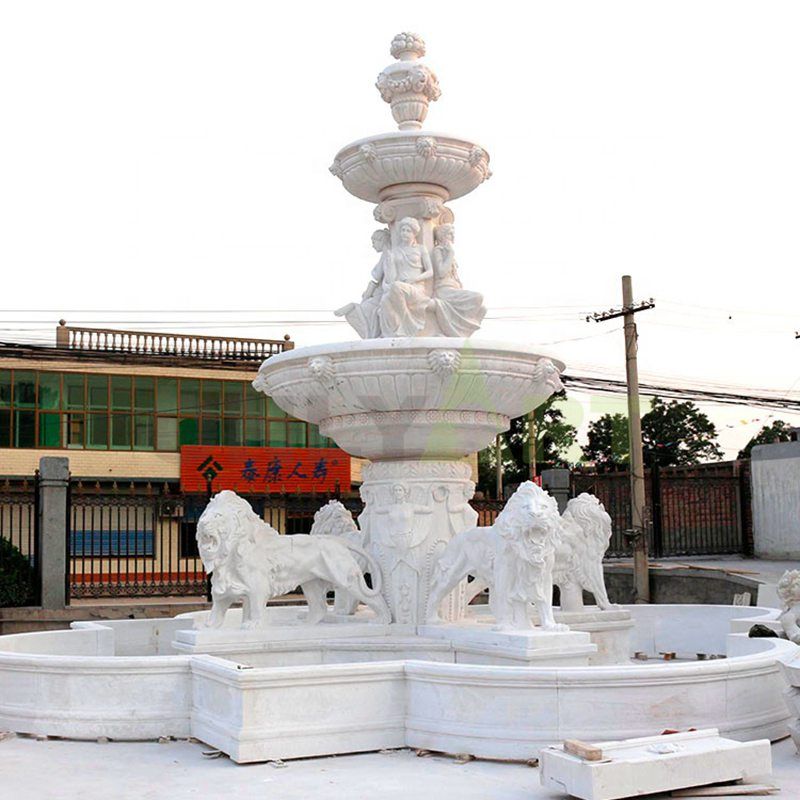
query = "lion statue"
(551, 493, 617, 612)
(777, 570, 800, 644)
(461, 492, 616, 615)
(197, 491, 390, 628)
(425, 481, 567, 631)
(310, 500, 368, 616)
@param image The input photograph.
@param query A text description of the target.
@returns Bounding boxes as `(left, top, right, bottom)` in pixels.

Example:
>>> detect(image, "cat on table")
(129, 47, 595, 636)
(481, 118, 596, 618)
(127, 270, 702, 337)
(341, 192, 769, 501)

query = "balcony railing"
(55, 323, 293, 362)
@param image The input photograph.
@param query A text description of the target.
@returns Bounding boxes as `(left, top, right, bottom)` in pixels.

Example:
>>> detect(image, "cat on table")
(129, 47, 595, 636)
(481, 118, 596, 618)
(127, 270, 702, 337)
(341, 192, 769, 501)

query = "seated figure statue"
(426, 481, 568, 631)
(377, 216, 433, 337)
(334, 228, 392, 339)
(428, 224, 486, 337)
(196, 491, 390, 629)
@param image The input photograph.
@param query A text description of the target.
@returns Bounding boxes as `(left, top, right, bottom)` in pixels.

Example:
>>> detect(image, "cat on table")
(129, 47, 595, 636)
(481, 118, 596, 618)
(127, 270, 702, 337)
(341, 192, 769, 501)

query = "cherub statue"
(428, 224, 486, 336)
(378, 216, 433, 336)
(335, 228, 392, 339)
(777, 570, 800, 643)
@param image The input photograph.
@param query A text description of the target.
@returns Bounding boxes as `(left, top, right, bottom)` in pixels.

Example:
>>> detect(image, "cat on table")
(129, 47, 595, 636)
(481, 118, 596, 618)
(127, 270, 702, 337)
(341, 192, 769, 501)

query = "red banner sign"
(180, 446, 350, 494)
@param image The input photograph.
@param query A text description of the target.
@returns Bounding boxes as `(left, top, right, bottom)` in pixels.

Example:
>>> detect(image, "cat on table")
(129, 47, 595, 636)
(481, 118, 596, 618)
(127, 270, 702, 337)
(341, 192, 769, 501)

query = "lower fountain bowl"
(253, 338, 565, 460)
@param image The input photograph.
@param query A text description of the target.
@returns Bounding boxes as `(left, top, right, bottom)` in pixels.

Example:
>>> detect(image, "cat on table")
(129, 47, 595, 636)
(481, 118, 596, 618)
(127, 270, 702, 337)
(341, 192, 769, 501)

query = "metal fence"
(571, 461, 751, 558)
(0, 479, 40, 606)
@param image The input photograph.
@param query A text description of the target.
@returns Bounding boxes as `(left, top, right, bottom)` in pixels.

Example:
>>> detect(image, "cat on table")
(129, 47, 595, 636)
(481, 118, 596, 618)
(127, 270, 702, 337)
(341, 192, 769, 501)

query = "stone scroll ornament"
(425, 481, 568, 631)
(196, 491, 390, 628)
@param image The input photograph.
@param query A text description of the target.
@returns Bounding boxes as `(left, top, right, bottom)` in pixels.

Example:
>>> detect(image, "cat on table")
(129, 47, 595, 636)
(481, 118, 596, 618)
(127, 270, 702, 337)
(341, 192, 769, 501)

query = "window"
(245, 418, 265, 447)
(157, 417, 178, 450)
(64, 413, 84, 449)
(135, 377, 154, 412)
(14, 372, 36, 407)
(87, 413, 109, 450)
(111, 414, 131, 449)
(180, 380, 199, 415)
(134, 414, 154, 450)
(87, 375, 108, 410)
(0, 369, 327, 457)
(0, 410, 10, 447)
(39, 412, 60, 447)
(179, 417, 199, 446)
(200, 417, 221, 445)
(179, 522, 200, 558)
(202, 381, 221, 414)
(111, 376, 132, 411)
(223, 417, 242, 446)
(64, 374, 85, 410)
(39, 373, 61, 410)
(223, 382, 242, 416)
(14, 410, 35, 447)
(157, 378, 177, 414)
(0, 371, 11, 407)
(71, 529, 154, 557)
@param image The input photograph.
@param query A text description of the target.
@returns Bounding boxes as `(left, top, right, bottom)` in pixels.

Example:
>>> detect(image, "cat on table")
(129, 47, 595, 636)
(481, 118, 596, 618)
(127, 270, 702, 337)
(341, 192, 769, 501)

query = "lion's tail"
(343, 541, 383, 596)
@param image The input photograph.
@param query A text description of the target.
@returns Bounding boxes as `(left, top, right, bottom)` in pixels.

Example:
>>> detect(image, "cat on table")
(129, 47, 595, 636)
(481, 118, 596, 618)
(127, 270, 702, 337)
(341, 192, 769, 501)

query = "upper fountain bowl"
(329, 131, 491, 203)
(253, 338, 564, 460)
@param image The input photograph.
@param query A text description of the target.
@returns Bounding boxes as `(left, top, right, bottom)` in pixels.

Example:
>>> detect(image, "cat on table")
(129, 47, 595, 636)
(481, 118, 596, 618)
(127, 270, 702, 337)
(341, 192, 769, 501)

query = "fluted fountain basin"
(329, 131, 491, 203)
(253, 338, 564, 460)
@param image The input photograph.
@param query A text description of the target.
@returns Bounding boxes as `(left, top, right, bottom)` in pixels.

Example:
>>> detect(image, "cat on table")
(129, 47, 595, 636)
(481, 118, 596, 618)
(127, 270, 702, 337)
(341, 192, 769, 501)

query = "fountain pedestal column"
(358, 460, 477, 625)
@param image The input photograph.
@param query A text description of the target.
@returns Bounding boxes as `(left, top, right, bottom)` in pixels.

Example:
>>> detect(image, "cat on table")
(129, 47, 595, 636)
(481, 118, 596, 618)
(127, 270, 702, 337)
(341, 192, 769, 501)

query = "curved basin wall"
(0, 605, 794, 758)
(0, 622, 191, 740)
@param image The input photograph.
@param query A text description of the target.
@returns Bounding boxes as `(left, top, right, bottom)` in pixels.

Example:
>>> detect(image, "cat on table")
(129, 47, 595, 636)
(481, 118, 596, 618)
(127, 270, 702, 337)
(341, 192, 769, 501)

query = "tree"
(641, 397, 723, 467)
(583, 413, 630, 467)
(581, 397, 723, 468)
(478, 390, 577, 494)
(738, 420, 794, 459)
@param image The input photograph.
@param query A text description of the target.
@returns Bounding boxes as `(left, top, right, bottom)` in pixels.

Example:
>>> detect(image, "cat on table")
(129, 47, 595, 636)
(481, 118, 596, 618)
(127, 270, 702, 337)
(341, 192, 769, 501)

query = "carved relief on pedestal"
(358, 460, 477, 624)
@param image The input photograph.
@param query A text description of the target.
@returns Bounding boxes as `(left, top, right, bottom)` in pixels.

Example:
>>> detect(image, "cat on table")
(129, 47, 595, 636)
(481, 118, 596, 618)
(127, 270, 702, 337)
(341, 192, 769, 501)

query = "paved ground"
(2, 735, 796, 800)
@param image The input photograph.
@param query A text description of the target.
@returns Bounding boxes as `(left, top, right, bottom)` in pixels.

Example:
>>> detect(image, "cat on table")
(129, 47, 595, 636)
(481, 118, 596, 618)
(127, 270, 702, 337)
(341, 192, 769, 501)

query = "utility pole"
(587, 277, 655, 603)
(495, 434, 503, 499)
(528, 411, 537, 482)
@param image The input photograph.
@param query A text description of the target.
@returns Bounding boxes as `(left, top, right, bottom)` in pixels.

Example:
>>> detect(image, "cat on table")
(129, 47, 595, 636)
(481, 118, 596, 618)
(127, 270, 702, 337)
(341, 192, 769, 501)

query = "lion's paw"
(543, 623, 570, 632)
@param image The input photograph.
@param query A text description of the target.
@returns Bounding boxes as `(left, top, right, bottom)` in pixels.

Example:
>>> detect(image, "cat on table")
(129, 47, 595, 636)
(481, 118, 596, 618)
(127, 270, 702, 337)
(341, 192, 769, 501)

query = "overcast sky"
(1, 1, 798, 458)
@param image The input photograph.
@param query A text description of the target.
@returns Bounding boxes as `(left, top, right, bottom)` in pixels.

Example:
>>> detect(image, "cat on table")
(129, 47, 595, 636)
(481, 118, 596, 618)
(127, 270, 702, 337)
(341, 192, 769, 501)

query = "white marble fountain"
(0, 33, 798, 766)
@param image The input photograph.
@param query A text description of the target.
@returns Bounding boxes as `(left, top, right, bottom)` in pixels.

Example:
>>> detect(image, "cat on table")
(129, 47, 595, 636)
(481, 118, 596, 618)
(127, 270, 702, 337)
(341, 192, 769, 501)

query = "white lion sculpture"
(552, 493, 616, 612)
(310, 500, 367, 616)
(197, 491, 390, 629)
(777, 570, 800, 644)
(461, 492, 616, 615)
(425, 481, 567, 631)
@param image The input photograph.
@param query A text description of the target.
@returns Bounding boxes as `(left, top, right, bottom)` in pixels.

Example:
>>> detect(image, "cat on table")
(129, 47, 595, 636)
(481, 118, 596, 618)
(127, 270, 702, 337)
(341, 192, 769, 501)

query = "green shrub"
(0, 537, 36, 607)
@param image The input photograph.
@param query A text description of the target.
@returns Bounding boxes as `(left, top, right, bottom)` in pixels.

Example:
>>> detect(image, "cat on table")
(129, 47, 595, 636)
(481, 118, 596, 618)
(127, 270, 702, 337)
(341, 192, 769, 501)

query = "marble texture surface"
(540, 728, 772, 800)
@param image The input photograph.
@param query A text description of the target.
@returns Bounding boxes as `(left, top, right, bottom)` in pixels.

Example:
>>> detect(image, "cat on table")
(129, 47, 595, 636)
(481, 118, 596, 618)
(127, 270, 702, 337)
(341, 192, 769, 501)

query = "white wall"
(752, 441, 800, 558)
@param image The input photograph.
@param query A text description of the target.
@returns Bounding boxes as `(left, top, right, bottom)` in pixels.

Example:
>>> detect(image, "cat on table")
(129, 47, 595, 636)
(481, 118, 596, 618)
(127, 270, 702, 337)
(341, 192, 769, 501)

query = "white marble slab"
(540, 728, 772, 800)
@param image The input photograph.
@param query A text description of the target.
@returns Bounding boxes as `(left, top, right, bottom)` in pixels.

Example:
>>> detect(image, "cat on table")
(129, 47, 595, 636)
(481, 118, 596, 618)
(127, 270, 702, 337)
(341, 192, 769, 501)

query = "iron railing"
(571, 461, 751, 558)
(0, 478, 40, 606)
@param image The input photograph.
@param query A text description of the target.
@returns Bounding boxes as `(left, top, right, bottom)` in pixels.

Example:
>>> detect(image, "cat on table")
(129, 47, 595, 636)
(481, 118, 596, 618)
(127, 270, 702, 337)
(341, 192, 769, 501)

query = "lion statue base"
(425, 481, 567, 631)
(777, 570, 800, 644)
(197, 491, 390, 629)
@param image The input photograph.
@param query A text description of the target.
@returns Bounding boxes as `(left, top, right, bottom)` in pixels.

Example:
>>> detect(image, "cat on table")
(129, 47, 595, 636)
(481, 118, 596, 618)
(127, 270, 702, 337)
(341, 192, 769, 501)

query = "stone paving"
(2, 735, 797, 800)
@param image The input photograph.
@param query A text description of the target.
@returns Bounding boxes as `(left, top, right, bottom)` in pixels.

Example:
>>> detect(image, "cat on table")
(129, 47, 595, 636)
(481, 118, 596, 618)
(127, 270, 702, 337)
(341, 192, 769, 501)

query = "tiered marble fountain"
(254, 31, 567, 629)
(0, 33, 795, 767)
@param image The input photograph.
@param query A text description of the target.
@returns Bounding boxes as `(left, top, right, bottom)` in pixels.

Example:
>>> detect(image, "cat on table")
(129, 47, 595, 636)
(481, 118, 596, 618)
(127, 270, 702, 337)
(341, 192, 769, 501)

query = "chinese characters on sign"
(180, 446, 350, 494)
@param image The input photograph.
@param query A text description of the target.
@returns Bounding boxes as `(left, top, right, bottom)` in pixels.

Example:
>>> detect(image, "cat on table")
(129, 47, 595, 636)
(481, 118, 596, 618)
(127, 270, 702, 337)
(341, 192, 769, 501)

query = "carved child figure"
(777, 570, 800, 644)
